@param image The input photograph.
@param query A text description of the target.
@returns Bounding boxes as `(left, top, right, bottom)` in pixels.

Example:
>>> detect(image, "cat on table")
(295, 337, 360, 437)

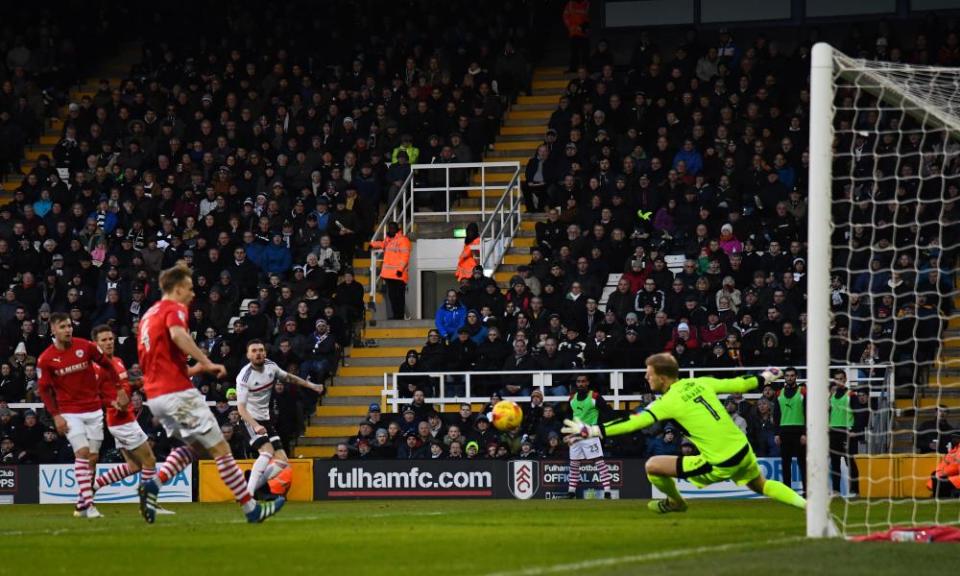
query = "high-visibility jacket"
(563, 0, 590, 38)
(371, 232, 412, 284)
(928, 443, 960, 491)
(455, 238, 480, 281)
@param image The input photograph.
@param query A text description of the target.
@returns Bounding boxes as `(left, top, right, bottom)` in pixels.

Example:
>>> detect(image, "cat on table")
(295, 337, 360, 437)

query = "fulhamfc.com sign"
(324, 464, 494, 497)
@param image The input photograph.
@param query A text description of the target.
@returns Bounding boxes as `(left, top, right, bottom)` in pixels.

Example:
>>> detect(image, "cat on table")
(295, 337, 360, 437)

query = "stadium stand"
(0, 2, 957, 469)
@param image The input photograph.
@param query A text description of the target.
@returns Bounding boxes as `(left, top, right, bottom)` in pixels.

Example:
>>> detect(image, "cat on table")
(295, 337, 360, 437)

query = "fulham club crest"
(507, 460, 539, 500)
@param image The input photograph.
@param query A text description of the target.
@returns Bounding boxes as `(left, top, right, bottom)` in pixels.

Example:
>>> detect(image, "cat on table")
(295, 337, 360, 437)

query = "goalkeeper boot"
(246, 496, 286, 524)
(138, 479, 160, 524)
(648, 498, 688, 514)
(155, 504, 176, 516)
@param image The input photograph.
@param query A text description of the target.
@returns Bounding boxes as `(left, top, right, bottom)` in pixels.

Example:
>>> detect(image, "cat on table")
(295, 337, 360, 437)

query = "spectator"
(436, 290, 467, 342)
(916, 406, 959, 454)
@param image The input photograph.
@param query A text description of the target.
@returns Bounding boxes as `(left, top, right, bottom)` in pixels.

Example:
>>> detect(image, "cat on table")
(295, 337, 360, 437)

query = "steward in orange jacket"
(371, 221, 412, 319)
(928, 442, 960, 498)
(456, 223, 480, 281)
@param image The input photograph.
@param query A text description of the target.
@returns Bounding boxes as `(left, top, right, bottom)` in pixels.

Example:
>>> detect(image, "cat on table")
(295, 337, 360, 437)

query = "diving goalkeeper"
(562, 353, 806, 513)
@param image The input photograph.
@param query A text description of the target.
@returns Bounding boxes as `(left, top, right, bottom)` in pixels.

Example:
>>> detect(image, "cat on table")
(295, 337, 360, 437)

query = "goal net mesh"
(827, 52, 960, 536)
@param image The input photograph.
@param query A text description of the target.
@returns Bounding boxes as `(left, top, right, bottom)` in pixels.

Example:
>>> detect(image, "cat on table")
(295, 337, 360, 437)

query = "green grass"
(1, 500, 958, 575)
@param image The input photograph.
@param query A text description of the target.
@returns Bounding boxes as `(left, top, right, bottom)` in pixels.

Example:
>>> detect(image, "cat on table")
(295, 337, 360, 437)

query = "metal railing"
(383, 364, 895, 452)
(477, 169, 523, 276)
(368, 161, 522, 304)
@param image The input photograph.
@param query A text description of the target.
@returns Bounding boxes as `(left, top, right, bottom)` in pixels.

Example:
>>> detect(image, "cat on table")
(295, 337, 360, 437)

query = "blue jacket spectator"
(262, 234, 292, 275)
(673, 140, 703, 176)
(435, 290, 467, 341)
(644, 427, 681, 457)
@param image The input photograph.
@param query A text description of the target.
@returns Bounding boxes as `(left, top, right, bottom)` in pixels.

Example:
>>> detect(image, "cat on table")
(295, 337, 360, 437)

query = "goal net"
(808, 44, 960, 538)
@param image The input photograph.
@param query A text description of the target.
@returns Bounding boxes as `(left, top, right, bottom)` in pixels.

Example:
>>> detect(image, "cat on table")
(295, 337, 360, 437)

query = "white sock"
(247, 453, 272, 496)
(262, 459, 288, 486)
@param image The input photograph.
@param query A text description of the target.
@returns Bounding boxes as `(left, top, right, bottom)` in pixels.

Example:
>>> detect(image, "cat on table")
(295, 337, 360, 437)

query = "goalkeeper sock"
(648, 474, 683, 504)
(763, 479, 806, 509)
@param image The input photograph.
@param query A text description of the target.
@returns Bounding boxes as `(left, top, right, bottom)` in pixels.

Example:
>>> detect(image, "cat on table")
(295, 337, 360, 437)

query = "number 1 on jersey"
(694, 395, 721, 421)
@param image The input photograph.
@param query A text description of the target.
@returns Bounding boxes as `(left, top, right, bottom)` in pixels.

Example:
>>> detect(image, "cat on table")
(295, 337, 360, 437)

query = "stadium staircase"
(889, 296, 960, 452)
(0, 44, 141, 203)
(293, 66, 571, 457)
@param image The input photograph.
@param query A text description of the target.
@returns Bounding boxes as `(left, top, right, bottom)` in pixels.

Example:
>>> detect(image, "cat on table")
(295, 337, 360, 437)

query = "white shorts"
(569, 437, 604, 461)
(108, 421, 149, 452)
(147, 388, 223, 449)
(62, 411, 104, 454)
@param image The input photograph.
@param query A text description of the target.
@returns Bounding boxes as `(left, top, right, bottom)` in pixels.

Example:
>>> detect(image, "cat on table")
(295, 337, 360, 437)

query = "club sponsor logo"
(507, 460, 539, 500)
(39, 464, 192, 503)
(0, 467, 16, 492)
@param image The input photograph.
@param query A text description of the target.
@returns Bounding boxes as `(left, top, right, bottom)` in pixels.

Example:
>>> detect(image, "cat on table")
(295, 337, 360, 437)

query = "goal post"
(807, 42, 960, 538)
(807, 42, 835, 539)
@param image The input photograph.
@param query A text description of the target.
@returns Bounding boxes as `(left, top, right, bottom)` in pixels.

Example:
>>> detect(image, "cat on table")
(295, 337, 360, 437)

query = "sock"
(648, 474, 684, 504)
(216, 454, 255, 513)
(94, 463, 133, 489)
(762, 479, 807, 509)
(597, 459, 612, 492)
(263, 459, 288, 483)
(140, 466, 156, 486)
(568, 460, 580, 493)
(75, 459, 94, 509)
(156, 446, 194, 484)
(247, 453, 272, 496)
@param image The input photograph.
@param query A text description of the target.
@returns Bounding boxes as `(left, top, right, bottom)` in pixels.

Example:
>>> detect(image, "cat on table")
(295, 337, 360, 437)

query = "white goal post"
(808, 42, 960, 538)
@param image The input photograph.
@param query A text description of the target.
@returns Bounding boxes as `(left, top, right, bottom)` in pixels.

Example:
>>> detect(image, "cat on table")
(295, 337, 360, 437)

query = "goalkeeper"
(562, 353, 806, 513)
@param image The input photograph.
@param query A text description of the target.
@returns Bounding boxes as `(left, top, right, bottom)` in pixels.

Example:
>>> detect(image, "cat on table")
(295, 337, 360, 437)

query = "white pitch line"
(483, 536, 805, 576)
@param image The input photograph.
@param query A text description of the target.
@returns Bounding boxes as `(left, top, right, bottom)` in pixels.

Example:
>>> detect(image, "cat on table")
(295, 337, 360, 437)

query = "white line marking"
(483, 536, 805, 576)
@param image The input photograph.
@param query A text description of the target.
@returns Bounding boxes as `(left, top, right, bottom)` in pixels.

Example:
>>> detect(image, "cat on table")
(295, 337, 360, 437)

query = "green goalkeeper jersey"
(602, 375, 761, 464)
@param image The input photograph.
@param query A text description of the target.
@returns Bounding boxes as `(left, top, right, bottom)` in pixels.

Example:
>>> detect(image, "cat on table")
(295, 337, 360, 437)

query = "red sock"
(215, 454, 253, 508)
(140, 466, 156, 485)
(568, 460, 581, 492)
(156, 446, 194, 484)
(597, 459, 612, 491)
(75, 459, 94, 509)
(94, 463, 133, 489)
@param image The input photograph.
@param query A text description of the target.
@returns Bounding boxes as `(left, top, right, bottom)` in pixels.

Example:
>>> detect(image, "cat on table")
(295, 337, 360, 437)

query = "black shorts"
(244, 419, 283, 452)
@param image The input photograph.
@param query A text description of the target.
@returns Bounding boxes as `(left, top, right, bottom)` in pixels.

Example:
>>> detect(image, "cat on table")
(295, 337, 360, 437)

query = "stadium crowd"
(0, 4, 957, 465)
(0, 0, 539, 463)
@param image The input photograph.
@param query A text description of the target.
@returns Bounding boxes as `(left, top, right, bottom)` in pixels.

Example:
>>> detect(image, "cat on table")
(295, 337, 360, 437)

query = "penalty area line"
(483, 536, 805, 576)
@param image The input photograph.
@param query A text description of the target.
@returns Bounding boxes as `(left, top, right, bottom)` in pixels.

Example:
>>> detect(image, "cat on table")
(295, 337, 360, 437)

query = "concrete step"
(316, 405, 370, 417)
(354, 337, 424, 349)
(507, 109, 552, 121)
(365, 326, 431, 339)
(338, 366, 399, 378)
(306, 425, 358, 437)
(350, 345, 422, 358)
(504, 117, 551, 126)
(532, 79, 569, 91)
(327, 383, 383, 396)
(503, 253, 530, 265)
(493, 140, 540, 151)
(896, 397, 960, 410)
(517, 94, 562, 105)
(310, 415, 367, 427)
(291, 445, 335, 457)
(349, 356, 405, 367)
(501, 125, 548, 136)
(511, 103, 557, 112)
(322, 395, 385, 406)
(496, 133, 547, 142)
(487, 148, 534, 159)
(297, 436, 347, 446)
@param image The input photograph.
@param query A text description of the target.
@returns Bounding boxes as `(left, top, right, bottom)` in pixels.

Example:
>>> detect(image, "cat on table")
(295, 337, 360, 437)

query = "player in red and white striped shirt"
(137, 262, 284, 523)
(88, 325, 175, 516)
(37, 313, 125, 518)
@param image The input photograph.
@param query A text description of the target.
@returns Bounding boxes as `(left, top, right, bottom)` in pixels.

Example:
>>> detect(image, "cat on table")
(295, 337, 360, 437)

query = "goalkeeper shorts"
(677, 443, 761, 488)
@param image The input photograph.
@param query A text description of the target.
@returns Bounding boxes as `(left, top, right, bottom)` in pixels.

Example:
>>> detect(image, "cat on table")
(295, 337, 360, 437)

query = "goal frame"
(807, 41, 835, 539)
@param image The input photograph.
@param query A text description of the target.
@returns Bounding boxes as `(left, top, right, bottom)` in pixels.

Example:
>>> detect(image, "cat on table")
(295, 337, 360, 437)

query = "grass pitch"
(1, 500, 957, 575)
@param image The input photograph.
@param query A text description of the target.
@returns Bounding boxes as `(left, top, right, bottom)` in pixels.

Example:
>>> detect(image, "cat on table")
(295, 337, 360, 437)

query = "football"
(491, 400, 523, 431)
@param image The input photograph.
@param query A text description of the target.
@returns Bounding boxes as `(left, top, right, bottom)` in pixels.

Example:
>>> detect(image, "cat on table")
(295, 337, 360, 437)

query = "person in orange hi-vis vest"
(927, 441, 960, 498)
(456, 223, 481, 282)
(563, 0, 590, 72)
(371, 221, 412, 320)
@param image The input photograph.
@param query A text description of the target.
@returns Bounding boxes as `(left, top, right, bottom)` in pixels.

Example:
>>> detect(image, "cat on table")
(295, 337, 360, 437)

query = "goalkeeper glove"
(561, 418, 602, 439)
(759, 367, 784, 386)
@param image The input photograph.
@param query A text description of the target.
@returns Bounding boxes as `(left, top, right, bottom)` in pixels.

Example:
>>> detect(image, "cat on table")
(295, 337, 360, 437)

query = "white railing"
(477, 169, 523, 276)
(368, 161, 522, 304)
